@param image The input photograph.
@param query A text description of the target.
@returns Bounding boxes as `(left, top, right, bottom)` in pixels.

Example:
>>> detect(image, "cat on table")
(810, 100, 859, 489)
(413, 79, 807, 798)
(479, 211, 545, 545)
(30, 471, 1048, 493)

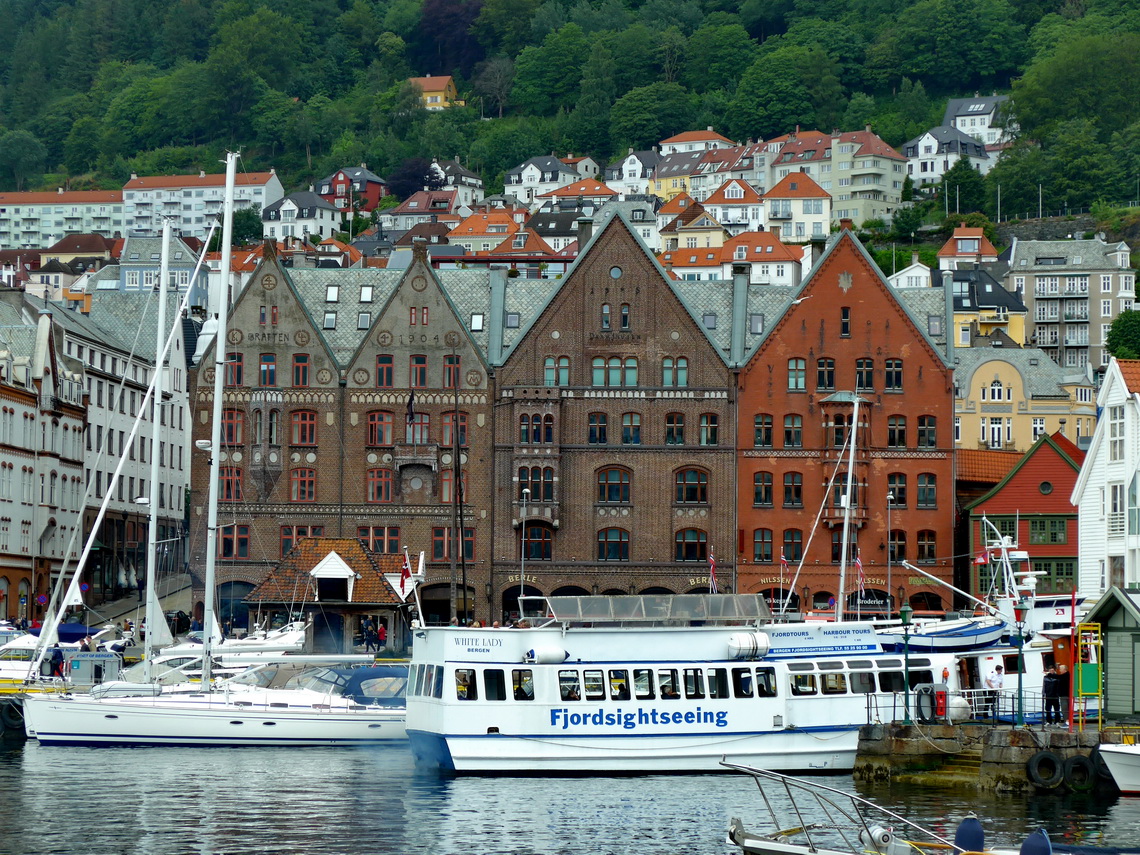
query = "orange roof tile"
(704, 179, 763, 206)
(936, 226, 999, 258)
(123, 172, 276, 190)
(657, 249, 721, 268)
(956, 449, 1022, 483)
(1118, 359, 1140, 394)
(764, 171, 829, 199)
(536, 179, 618, 199)
(448, 212, 521, 238)
(247, 537, 401, 605)
(658, 192, 696, 215)
(484, 229, 555, 255)
(1049, 431, 1085, 465)
(719, 232, 800, 263)
(408, 75, 454, 92)
(661, 129, 735, 145)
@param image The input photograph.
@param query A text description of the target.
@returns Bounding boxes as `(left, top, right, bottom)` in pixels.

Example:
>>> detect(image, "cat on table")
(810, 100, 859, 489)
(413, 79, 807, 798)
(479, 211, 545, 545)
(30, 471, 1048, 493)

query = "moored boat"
(1096, 744, 1140, 794)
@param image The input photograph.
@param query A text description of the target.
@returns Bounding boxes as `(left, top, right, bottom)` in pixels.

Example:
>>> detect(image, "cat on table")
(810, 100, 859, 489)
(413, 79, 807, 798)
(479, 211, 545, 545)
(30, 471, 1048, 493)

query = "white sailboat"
(23, 153, 407, 746)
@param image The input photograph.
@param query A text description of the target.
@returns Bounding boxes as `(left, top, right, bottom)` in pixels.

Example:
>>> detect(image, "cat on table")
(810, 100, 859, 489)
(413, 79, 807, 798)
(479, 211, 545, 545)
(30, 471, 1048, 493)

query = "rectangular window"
(443, 354, 461, 389)
(588, 413, 607, 444)
(410, 355, 428, 388)
(856, 358, 874, 391)
(432, 526, 475, 560)
(218, 524, 250, 558)
(884, 359, 903, 391)
(226, 353, 243, 386)
(376, 355, 394, 388)
(259, 354, 276, 386)
(699, 414, 718, 446)
(292, 354, 310, 387)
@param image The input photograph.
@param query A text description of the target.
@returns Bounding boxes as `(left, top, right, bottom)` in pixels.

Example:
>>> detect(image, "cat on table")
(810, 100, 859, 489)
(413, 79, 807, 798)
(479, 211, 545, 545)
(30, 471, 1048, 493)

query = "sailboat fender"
(727, 632, 770, 660)
(524, 646, 569, 664)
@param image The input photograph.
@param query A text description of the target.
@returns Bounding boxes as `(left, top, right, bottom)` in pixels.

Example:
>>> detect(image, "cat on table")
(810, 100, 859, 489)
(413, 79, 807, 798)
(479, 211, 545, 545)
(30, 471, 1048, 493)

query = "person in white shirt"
(983, 665, 1004, 718)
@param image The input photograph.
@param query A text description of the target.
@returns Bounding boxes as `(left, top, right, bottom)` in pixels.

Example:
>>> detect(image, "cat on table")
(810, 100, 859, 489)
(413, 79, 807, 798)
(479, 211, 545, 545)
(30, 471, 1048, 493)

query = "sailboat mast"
(200, 151, 239, 686)
(143, 219, 172, 681)
(835, 394, 860, 623)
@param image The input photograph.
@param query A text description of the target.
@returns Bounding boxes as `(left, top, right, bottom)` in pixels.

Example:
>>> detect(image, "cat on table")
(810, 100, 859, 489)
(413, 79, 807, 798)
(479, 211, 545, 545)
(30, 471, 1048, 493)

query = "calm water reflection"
(1, 739, 1139, 855)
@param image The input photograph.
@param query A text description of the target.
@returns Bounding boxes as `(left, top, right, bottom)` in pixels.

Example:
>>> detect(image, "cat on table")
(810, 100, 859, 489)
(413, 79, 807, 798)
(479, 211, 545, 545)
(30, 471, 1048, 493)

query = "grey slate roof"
(120, 235, 200, 266)
(942, 95, 1009, 126)
(653, 150, 706, 179)
(1007, 237, 1132, 273)
(902, 126, 990, 160)
(605, 150, 661, 181)
(504, 156, 579, 180)
(952, 345, 1079, 400)
(263, 191, 339, 218)
(950, 268, 1027, 313)
(0, 299, 37, 361)
(319, 165, 386, 186)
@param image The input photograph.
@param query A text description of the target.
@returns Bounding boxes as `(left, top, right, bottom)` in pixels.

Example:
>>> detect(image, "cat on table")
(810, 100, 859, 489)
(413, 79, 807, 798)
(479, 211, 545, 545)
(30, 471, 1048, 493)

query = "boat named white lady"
(406, 594, 956, 774)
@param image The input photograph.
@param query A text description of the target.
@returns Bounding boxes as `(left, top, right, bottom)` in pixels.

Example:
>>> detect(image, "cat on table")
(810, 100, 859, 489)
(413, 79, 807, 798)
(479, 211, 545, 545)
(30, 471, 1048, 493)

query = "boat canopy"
(521, 594, 772, 626)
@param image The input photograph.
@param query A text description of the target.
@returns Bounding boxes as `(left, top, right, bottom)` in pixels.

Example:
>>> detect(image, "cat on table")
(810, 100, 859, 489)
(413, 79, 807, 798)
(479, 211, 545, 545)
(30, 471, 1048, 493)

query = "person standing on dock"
(984, 665, 1004, 718)
(1055, 664, 1070, 727)
(1042, 666, 1060, 725)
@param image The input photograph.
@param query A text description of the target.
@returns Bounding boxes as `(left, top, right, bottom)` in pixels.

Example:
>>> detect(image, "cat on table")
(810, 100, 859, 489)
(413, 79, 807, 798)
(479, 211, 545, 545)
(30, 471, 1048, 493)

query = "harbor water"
(2, 739, 1140, 855)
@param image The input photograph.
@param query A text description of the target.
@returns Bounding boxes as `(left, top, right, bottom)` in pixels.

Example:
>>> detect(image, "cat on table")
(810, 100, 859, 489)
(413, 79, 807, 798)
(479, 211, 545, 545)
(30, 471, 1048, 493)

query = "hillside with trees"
(2, 0, 1140, 221)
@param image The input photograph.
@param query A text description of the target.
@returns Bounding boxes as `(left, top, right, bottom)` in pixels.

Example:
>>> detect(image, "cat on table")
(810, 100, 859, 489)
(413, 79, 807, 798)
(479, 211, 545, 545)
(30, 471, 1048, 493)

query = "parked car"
(164, 610, 191, 634)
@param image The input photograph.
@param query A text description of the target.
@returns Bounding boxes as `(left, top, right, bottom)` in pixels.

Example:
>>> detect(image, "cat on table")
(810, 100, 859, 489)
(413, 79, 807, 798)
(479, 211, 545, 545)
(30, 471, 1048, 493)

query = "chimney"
(57, 187, 63, 194)
(308, 184, 314, 192)
(130, 172, 138, 180)
(840, 218, 853, 231)
(941, 270, 952, 290)
(865, 124, 872, 134)
(628, 147, 634, 155)
(200, 170, 206, 178)
(411, 237, 428, 264)
(577, 217, 594, 247)
(911, 252, 919, 265)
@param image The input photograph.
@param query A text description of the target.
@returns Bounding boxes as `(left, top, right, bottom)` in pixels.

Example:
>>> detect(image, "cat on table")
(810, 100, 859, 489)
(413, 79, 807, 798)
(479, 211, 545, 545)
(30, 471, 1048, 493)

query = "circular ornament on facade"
(226, 329, 243, 345)
(203, 368, 216, 384)
(441, 452, 453, 466)
(306, 453, 317, 464)
(671, 331, 680, 341)
(377, 330, 393, 346)
(367, 453, 377, 464)
(290, 453, 300, 463)
(610, 266, 623, 279)
(253, 451, 262, 463)
(295, 330, 311, 346)
(269, 452, 278, 463)
(412, 275, 428, 292)
(317, 369, 333, 385)
(231, 451, 242, 462)
(262, 274, 278, 290)
(1040, 481, 1053, 495)
(445, 331, 461, 347)
(551, 330, 560, 340)
(410, 477, 424, 490)
(466, 369, 483, 386)
(382, 454, 392, 464)
(353, 369, 369, 384)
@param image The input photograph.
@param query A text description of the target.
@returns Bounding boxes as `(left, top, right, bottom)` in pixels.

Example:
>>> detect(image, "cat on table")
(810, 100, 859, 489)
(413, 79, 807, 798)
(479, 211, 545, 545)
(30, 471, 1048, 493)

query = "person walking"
(362, 617, 376, 652)
(984, 664, 1004, 719)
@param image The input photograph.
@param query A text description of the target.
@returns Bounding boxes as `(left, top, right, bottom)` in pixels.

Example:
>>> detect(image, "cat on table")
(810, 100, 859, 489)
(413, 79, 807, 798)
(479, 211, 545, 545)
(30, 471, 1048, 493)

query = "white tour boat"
(1097, 744, 1140, 794)
(406, 593, 958, 774)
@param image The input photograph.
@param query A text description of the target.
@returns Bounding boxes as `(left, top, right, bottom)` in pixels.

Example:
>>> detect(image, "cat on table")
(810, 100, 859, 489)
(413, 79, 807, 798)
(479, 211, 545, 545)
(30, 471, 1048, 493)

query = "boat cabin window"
(846, 660, 874, 670)
(609, 670, 631, 700)
(791, 674, 817, 696)
(817, 662, 844, 671)
(821, 673, 847, 694)
(851, 672, 876, 694)
(583, 670, 606, 701)
(732, 667, 754, 697)
(707, 668, 730, 699)
(512, 669, 534, 700)
(485, 669, 507, 701)
(455, 668, 477, 700)
(433, 666, 445, 698)
(879, 671, 905, 692)
(559, 670, 581, 700)
(633, 669, 654, 700)
(421, 664, 435, 697)
(756, 667, 777, 697)
(658, 669, 680, 699)
(683, 668, 705, 699)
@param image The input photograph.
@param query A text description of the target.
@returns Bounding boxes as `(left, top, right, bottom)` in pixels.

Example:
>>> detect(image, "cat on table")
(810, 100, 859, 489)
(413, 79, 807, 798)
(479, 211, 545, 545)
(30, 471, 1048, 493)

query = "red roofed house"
(317, 165, 389, 213)
(408, 75, 464, 110)
(485, 228, 555, 257)
(447, 212, 520, 253)
(937, 224, 1000, 270)
(535, 178, 618, 206)
(379, 189, 461, 232)
(703, 178, 764, 235)
(657, 246, 722, 280)
(123, 170, 284, 240)
(966, 432, 1085, 599)
(719, 231, 802, 285)
(659, 127, 735, 155)
(763, 171, 832, 241)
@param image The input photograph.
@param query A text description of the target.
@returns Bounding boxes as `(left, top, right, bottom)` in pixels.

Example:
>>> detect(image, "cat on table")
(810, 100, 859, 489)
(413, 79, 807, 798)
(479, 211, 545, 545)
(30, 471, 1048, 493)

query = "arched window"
(367, 412, 394, 446)
(267, 410, 280, 445)
(544, 357, 570, 386)
(367, 469, 395, 503)
(917, 473, 937, 508)
(600, 303, 611, 330)
(675, 469, 708, 504)
(621, 413, 641, 445)
(663, 357, 688, 387)
(782, 528, 803, 561)
(290, 468, 315, 502)
(783, 472, 803, 507)
(754, 414, 773, 447)
(252, 409, 263, 445)
(856, 358, 874, 391)
(887, 473, 907, 506)
(597, 528, 630, 561)
(519, 414, 532, 444)
(753, 472, 773, 506)
(753, 529, 773, 563)
(597, 468, 631, 503)
(291, 410, 317, 445)
(674, 529, 708, 561)
(406, 413, 429, 444)
(620, 303, 630, 330)
(832, 412, 847, 448)
(540, 414, 554, 443)
(817, 358, 835, 390)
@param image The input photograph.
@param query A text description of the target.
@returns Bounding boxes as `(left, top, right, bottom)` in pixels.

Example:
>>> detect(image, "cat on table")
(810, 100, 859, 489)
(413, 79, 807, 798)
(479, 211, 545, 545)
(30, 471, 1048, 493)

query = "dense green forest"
(2, 0, 1140, 223)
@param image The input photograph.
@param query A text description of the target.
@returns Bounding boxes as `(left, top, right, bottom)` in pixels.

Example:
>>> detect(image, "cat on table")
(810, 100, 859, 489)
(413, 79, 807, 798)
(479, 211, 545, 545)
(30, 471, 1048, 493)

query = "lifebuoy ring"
(1089, 746, 1115, 782)
(1064, 755, 1096, 793)
(0, 700, 24, 732)
(1027, 750, 1064, 789)
(915, 686, 938, 724)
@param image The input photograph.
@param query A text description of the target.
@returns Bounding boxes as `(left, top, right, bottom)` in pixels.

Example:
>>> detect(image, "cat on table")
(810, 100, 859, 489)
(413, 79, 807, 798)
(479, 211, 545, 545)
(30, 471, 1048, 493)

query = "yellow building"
(942, 268, 1029, 348)
(408, 75, 464, 110)
(953, 344, 1096, 453)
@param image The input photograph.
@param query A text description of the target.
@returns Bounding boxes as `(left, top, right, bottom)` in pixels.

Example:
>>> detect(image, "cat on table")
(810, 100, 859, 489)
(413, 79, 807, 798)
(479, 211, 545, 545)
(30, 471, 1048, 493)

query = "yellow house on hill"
(408, 75, 464, 110)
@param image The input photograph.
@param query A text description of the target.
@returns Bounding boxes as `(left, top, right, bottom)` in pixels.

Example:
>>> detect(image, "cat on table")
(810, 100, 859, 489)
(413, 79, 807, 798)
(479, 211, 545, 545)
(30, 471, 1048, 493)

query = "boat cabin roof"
(521, 594, 772, 627)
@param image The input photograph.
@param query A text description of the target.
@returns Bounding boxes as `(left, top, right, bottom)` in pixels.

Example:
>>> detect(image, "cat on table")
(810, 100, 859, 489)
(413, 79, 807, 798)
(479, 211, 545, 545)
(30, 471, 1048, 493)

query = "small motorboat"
(878, 615, 1009, 653)
(1096, 744, 1140, 795)
(723, 762, 1139, 855)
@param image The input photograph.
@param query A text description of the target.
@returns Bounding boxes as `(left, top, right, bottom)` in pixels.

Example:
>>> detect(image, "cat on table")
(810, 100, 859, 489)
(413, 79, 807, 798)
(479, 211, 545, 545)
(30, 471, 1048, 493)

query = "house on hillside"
(937, 225, 1000, 270)
(317, 165, 388, 213)
(903, 127, 991, 186)
(943, 95, 1015, 146)
(262, 191, 340, 242)
(605, 149, 661, 196)
(408, 75, 463, 110)
(504, 157, 583, 206)
(763, 171, 831, 241)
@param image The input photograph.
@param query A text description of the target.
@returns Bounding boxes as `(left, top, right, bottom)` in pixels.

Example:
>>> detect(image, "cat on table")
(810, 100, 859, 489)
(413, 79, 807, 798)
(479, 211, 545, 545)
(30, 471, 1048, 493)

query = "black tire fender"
(0, 700, 24, 732)
(1027, 750, 1064, 789)
(915, 686, 937, 724)
(1063, 754, 1096, 793)
(1089, 746, 1115, 782)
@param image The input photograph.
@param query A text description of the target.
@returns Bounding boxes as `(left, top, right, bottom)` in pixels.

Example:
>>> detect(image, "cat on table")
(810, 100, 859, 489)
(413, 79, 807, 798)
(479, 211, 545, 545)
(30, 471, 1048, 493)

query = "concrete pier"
(854, 722, 1123, 793)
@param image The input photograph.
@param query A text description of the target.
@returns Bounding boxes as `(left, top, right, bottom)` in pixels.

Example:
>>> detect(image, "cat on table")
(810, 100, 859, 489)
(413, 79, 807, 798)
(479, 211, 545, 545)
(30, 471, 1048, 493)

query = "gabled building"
(262, 191, 340, 242)
(650, 151, 707, 201)
(90, 235, 210, 313)
(946, 266, 1028, 346)
(504, 157, 582, 206)
(408, 75, 463, 110)
(965, 431, 1084, 599)
(316, 165, 389, 213)
(446, 212, 520, 253)
(736, 227, 956, 617)
(1002, 235, 1135, 376)
(702, 179, 764, 236)
(605, 149, 661, 196)
(763, 171, 831, 241)
(535, 179, 618, 208)
(937, 225, 1000, 270)
(659, 128, 735, 155)
(659, 204, 727, 252)
(378, 190, 462, 232)
(952, 344, 1096, 452)
(560, 155, 600, 180)
(903, 127, 991, 186)
(718, 232, 803, 286)
(430, 158, 484, 208)
(524, 210, 584, 252)
(887, 255, 933, 290)
(943, 95, 1014, 146)
(1071, 358, 1140, 596)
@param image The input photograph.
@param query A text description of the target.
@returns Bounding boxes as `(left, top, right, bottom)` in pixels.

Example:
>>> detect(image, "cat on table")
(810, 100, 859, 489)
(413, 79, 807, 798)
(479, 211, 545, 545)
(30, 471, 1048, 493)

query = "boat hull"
(1098, 744, 1140, 794)
(408, 726, 857, 774)
(23, 693, 406, 747)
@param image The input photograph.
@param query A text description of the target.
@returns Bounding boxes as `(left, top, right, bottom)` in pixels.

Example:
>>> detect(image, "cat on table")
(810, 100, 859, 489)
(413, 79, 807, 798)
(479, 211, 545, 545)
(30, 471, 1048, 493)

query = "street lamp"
(1014, 598, 1029, 726)
(900, 601, 914, 725)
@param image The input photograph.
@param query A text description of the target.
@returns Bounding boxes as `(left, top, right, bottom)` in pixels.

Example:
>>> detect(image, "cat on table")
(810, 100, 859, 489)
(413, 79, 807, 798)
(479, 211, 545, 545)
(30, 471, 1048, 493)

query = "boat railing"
(866, 687, 1091, 728)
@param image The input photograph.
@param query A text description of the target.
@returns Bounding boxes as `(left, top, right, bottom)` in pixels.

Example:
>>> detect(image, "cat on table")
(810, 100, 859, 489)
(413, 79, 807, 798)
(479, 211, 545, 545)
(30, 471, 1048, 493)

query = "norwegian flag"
(400, 548, 412, 594)
(856, 551, 865, 595)
(708, 551, 718, 594)
(974, 550, 991, 565)
(780, 551, 789, 574)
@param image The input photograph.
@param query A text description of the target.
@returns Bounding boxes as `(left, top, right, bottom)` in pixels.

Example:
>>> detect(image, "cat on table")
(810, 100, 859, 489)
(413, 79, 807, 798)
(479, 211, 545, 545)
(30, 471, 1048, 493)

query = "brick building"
(736, 230, 956, 617)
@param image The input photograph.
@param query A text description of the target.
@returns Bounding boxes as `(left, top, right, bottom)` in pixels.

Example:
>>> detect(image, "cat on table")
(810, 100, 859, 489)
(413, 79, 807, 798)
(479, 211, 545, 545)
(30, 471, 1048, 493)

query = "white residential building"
(0, 190, 124, 250)
(123, 170, 284, 240)
(943, 95, 1016, 146)
(903, 126, 992, 185)
(262, 191, 340, 242)
(1071, 358, 1140, 597)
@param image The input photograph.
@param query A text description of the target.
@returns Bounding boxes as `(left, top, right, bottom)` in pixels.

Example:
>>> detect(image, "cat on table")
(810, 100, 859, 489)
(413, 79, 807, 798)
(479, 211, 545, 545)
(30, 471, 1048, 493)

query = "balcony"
(393, 443, 438, 472)
(1063, 312, 1089, 322)
(1108, 512, 1125, 537)
(822, 505, 868, 527)
(768, 209, 792, 220)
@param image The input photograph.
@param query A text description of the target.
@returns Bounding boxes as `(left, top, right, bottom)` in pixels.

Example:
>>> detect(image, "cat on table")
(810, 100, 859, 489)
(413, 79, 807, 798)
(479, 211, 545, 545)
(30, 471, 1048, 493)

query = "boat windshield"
(522, 594, 772, 626)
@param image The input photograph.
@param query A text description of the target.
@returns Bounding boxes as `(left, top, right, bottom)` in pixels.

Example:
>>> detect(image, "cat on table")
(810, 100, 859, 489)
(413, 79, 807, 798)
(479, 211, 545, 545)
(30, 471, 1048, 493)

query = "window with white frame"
(1109, 405, 1125, 460)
